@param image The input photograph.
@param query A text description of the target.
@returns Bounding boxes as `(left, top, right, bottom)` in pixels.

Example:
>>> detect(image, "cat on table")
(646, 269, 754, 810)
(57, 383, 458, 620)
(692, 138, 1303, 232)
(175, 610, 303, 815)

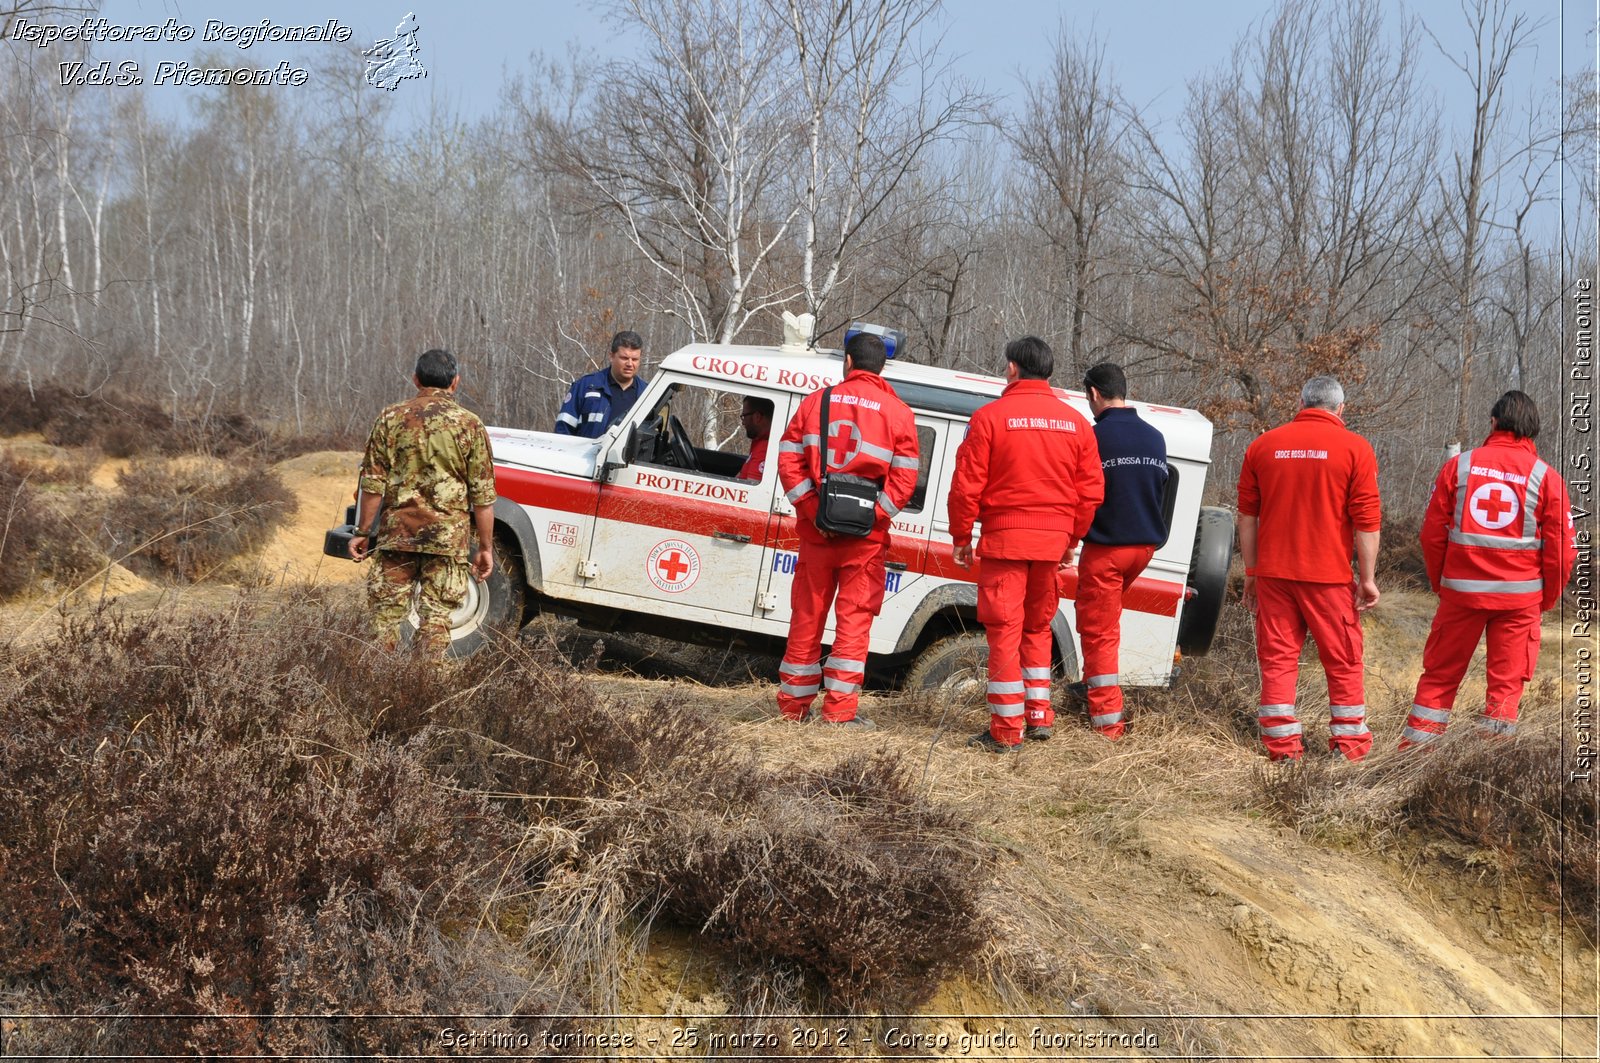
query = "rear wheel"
(903, 632, 988, 699)
(1175, 506, 1235, 656)
(401, 534, 527, 658)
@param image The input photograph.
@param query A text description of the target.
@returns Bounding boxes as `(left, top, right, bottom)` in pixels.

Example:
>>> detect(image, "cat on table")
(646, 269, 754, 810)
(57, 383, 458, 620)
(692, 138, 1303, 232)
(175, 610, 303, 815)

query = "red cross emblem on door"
(1468, 481, 1519, 530)
(646, 538, 701, 592)
(656, 550, 690, 583)
(827, 420, 861, 469)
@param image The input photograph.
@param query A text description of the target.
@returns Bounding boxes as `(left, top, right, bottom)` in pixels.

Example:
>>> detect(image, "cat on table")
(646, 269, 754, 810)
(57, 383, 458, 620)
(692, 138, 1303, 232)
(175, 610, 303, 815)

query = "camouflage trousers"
(367, 549, 469, 657)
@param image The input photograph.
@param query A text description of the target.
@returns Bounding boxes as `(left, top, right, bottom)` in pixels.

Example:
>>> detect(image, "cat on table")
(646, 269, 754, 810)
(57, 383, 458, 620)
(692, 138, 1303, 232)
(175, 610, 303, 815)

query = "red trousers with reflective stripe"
(977, 557, 1058, 744)
(1076, 543, 1157, 739)
(1402, 599, 1540, 747)
(777, 536, 887, 722)
(1254, 576, 1371, 761)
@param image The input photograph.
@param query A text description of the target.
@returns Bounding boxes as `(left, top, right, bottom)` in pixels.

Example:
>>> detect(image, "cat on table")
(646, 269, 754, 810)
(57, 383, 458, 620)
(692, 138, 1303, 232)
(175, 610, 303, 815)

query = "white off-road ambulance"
(432, 333, 1233, 692)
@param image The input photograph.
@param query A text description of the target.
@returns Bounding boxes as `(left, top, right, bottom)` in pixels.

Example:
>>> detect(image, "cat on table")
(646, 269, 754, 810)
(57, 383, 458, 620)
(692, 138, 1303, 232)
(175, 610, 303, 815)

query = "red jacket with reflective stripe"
(778, 369, 920, 546)
(947, 379, 1104, 560)
(1421, 431, 1576, 611)
(1237, 407, 1382, 583)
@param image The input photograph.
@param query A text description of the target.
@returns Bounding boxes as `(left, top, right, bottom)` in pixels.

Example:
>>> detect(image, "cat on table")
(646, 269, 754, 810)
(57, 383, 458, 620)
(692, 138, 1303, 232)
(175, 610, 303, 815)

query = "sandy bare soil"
(5, 440, 1595, 1058)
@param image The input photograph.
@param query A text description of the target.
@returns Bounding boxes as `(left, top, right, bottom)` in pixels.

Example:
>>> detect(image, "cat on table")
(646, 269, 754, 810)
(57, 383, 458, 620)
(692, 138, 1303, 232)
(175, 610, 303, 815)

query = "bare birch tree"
(1424, 0, 1551, 444)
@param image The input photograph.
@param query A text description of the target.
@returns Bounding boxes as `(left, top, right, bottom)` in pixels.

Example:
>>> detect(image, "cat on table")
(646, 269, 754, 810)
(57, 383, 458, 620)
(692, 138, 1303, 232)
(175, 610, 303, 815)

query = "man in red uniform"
(1401, 391, 1576, 748)
(1075, 362, 1169, 740)
(775, 332, 920, 729)
(735, 396, 774, 481)
(948, 336, 1104, 753)
(1237, 376, 1381, 762)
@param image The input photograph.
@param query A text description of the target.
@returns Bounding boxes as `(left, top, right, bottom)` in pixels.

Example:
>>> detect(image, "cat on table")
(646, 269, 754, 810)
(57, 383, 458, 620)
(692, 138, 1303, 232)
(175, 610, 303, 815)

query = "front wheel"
(402, 535, 527, 658)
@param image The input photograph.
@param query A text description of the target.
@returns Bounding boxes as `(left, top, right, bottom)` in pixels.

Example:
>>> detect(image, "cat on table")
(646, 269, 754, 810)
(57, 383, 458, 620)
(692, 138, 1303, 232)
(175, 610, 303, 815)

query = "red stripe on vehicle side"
(496, 467, 1182, 617)
(920, 540, 1183, 617)
(496, 466, 602, 512)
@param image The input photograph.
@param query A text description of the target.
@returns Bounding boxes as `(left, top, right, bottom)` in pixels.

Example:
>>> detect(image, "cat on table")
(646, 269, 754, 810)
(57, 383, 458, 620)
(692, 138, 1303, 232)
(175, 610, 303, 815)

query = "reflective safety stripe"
(1024, 686, 1051, 701)
(987, 680, 1025, 695)
(1448, 530, 1542, 550)
(1476, 715, 1516, 735)
(1090, 711, 1124, 727)
(824, 657, 866, 674)
(1440, 577, 1542, 594)
(1259, 722, 1304, 738)
(990, 703, 1026, 718)
(1409, 704, 1451, 724)
(1401, 724, 1440, 745)
(822, 676, 859, 694)
(1523, 460, 1548, 539)
(779, 681, 820, 698)
(799, 434, 821, 449)
(1022, 667, 1053, 681)
(1452, 451, 1471, 528)
(785, 479, 815, 503)
(1257, 704, 1296, 718)
(1329, 723, 1370, 736)
(890, 455, 920, 469)
(781, 660, 823, 676)
(778, 440, 808, 455)
(858, 440, 895, 463)
(878, 492, 900, 518)
(556, 412, 580, 428)
(1329, 704, 1366, 718)
(1085, 673, 1119, 688)
(585, 411, 606, 422)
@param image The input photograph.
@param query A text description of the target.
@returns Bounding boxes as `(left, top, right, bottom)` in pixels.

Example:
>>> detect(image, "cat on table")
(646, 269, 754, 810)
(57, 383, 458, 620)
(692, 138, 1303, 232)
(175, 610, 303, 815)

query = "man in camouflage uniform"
(350, 348, 497, 656)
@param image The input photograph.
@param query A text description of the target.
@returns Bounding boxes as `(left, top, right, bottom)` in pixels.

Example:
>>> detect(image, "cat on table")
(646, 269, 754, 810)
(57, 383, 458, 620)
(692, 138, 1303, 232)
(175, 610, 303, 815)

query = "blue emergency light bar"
(843, 321, 906, 360)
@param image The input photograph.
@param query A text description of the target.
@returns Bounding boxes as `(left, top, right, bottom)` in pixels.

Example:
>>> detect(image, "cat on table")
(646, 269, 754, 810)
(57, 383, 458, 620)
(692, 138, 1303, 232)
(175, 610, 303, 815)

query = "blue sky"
(19, 0, 1593, 135)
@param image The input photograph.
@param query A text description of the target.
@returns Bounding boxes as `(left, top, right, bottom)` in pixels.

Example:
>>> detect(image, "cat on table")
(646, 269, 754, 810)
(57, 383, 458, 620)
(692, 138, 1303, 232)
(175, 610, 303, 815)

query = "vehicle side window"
(634, 382, 773, 481)
(903, 424, 937, 514)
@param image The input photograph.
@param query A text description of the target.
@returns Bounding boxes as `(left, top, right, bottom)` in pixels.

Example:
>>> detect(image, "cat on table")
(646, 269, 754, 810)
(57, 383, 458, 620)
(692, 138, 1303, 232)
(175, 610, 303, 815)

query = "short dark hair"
(611, 330, 644, 353)
(415, 348, 458, 388)
(1083, 362, 1127, 400)
(743, 395, 775, 419)
(844, 331, 887, 374)
(1004, 336, 1053, 380)
(1490, 390, 1539, 439)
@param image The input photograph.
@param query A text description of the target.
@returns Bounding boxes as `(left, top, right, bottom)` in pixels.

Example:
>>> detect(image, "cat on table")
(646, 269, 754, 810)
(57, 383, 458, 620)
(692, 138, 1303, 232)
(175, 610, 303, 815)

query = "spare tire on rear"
(1175, 506, 1234, 656)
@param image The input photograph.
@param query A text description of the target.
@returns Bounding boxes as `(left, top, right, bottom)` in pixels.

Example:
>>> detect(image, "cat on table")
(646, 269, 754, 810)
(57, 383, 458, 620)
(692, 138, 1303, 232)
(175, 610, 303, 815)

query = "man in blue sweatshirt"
(554, 330, 647, 437)
(1073, 362, 1169, 739)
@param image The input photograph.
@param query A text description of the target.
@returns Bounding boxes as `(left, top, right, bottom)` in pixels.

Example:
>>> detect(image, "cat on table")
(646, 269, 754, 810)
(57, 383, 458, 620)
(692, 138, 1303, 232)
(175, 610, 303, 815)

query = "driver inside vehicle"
(735, 396, 774, 481)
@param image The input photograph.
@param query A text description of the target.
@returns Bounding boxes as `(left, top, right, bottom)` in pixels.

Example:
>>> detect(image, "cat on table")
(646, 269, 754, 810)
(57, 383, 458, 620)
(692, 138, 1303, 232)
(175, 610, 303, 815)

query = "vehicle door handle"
(713, 531, 752, 543)
(885, 561, 907, 571)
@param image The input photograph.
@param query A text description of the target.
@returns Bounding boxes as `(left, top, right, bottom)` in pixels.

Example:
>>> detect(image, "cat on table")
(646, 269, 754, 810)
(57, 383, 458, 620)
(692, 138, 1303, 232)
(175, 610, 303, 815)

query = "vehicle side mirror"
(604, 424, 640, 477)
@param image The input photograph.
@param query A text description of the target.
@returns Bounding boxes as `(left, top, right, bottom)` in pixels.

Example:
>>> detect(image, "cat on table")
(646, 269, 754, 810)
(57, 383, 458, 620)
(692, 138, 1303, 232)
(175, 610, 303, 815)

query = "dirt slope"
(5, 439, 1595, 1058)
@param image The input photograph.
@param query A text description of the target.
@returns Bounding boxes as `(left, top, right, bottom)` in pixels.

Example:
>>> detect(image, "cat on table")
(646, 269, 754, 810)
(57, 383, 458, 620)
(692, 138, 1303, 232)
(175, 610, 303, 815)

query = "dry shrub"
(0, 597, 994, 1053)
(1402, 731, 1597, 939)
(647, 751, 990, 1011)
(1248, 726, 1596, 942)
(0, 601, 563, 1057)
(0, 453, 103, 600)
(1377, 513, 1430, 590)
(0, 379, 359, 461)
(110, 457, 295, 580)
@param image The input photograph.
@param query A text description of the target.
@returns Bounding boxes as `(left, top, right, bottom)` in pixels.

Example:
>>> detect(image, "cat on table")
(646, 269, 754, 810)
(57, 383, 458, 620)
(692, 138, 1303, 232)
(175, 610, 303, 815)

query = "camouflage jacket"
(359, 388, 496, 556)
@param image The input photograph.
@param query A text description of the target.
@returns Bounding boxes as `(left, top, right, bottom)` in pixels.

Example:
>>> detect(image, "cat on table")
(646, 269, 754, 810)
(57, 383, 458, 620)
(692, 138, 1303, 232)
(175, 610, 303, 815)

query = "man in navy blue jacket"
(555, 330, 647, 437)
(1073, 362, 1169, 739)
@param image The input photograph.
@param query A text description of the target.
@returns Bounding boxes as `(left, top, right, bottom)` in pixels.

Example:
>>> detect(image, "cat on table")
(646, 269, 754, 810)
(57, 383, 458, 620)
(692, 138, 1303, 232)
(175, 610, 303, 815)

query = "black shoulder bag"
(812, 385, 881, 538)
